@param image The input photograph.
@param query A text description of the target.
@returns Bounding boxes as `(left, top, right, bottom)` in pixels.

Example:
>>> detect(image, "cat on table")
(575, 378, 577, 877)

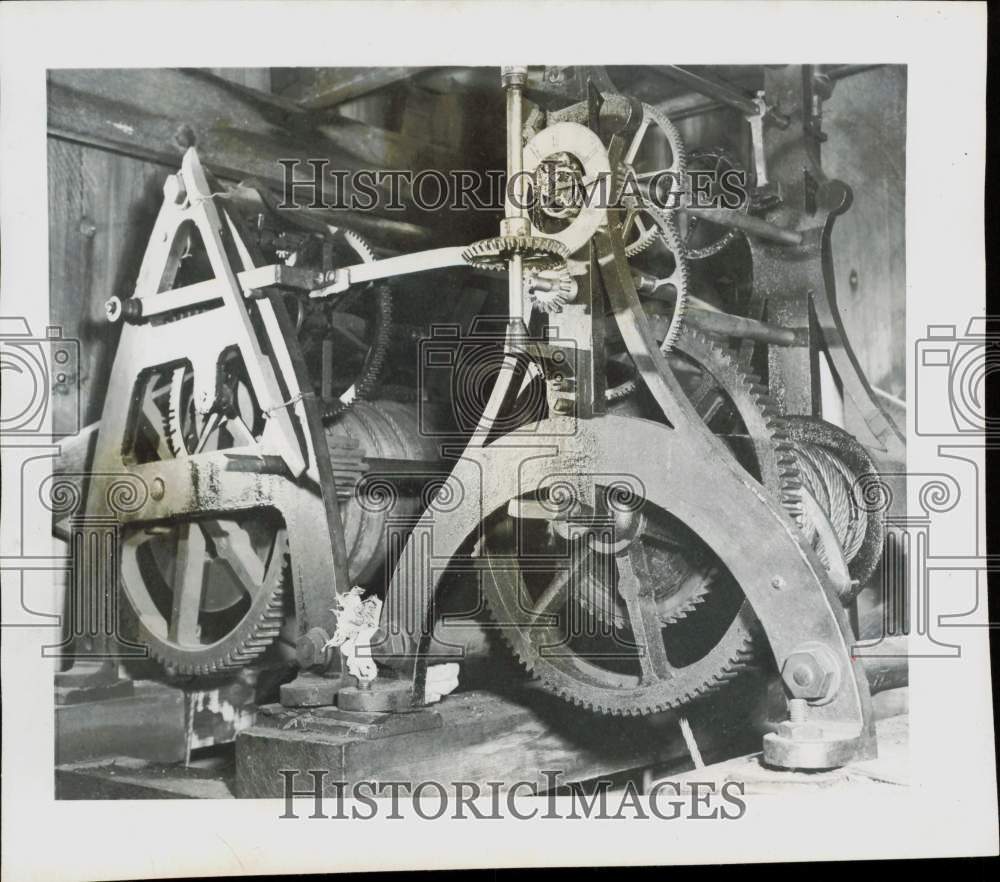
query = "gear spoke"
(202, 520, 266, 590)
(168, 523, 206, 645)
(624, 116, 652, 166)
(527, 545, 587, 624)
(616, 546, 674, 682)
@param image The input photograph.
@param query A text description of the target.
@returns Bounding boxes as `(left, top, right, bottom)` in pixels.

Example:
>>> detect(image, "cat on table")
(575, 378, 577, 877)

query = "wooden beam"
(280, 66, 427, 109)
(47, 69, 435, 249)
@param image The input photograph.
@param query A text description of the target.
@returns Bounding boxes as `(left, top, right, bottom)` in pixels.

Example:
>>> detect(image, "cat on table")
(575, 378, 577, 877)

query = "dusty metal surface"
(52, 64, 906, 784)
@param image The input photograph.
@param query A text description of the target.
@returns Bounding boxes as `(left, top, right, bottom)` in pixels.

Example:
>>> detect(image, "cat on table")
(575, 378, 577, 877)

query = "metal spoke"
(624, 116, 652, 166)
(202, 520, 265, 590)
(635, 168, 673, 181)
(527, 542, 589, 624)
(699, 389, 728, 427)
(225, 414, 256, 447)
(169, 522, 206, 644)
(616, 546, 674, 682)
(193, 411, 221, 454)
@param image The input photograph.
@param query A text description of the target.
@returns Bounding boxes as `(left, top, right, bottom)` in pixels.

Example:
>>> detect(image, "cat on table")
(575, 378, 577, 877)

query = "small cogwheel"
(462, 235, 569, 272)
(525, 268, 578, 314)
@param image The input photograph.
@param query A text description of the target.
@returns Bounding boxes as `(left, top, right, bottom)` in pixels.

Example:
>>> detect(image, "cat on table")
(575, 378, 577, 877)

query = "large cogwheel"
(122, 362, 290, 675)
(119, 515, 289, 675)
(540, 97, 688, 353)
(479, 326, 803, 715)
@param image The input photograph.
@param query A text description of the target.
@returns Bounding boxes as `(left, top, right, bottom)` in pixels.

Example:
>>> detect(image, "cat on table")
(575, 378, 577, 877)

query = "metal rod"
(685, 308, 798, 347)
(658, 66, 759, 117)
(503, 66, 529, 330)
(824, 64, 886, 81)
(683, 206, 803, 246)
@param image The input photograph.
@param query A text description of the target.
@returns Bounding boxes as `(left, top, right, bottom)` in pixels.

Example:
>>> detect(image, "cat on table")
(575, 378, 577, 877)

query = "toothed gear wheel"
(316, 228, 392, 419)
(124, 361, 289, 675)
(525, 267, 578, 314)
(120, 516, 289, 675)
(479, 326, 804, 715)
(681, 149, 747, 261)
(163, 363, 188, 457)
(461, 235, 569, 272)
(614, 101, 688, 357)
(620, 203, 689, 356)
(620, 102, 687, 258)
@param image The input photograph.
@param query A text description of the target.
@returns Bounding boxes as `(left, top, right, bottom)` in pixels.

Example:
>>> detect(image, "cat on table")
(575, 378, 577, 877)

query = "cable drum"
(784, 416, 886, 589)
(325, 400, 441, 586)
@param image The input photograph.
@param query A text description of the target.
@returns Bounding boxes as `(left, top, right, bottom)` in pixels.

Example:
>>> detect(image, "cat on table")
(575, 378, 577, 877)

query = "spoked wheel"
(120, 513, 288, 675)
(118, 354, 289, 675)
(480, 486, 753, 715)
(481, 329, 803, 715)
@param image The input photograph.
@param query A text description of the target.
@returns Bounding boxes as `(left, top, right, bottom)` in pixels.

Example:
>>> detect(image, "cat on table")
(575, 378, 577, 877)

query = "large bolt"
(776, 697, 823, 741)
(296, 627, 332, 670)
(780, 643, 840, 703)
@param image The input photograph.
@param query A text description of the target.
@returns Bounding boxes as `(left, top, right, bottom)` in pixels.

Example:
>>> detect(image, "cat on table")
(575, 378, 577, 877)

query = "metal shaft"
(502, 66, 529, 336)
(658, 65, 760, 117)
(683, 206, 803, 246)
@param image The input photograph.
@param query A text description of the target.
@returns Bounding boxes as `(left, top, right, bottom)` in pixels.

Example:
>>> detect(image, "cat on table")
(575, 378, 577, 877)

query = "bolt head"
(792, 666, 813, 687)
(781, 644, 839, 702)
(296, 627, 331, 669)
(150, 477, 165, 501)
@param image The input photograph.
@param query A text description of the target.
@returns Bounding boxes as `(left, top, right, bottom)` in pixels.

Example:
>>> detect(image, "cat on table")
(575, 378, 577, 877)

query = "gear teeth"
(323, 229, 391, 419)
(461, 235, 568, 273)
(145, 535, 289, 676)
(480, 108, 811, 717)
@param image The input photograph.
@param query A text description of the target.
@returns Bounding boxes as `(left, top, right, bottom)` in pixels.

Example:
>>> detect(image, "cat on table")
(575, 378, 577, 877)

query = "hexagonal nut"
(776, 720, 824, 741)
(781, 644, 839, 702)
(295, 627, 331, 669)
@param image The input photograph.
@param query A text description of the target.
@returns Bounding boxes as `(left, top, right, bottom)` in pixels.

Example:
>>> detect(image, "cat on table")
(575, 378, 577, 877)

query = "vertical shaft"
(501, 66, 529, 338)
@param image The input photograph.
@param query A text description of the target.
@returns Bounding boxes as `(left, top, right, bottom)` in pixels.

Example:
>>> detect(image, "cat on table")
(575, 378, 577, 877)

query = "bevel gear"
(525, 267, 578, 314)
(461, 234, 569, 272)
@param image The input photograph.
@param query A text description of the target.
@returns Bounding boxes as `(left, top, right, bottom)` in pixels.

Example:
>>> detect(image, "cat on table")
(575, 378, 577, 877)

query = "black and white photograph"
(0, 1, 994, 877)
